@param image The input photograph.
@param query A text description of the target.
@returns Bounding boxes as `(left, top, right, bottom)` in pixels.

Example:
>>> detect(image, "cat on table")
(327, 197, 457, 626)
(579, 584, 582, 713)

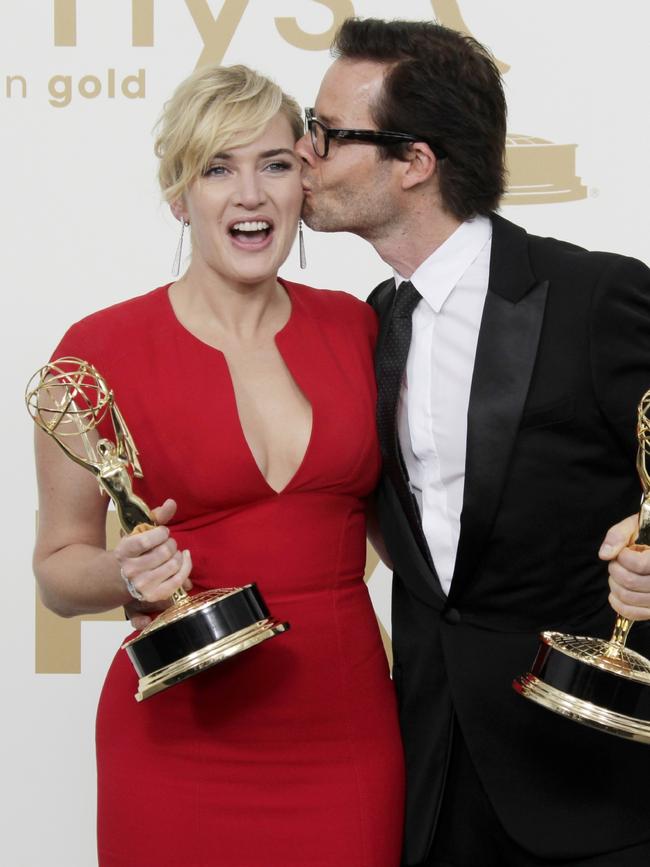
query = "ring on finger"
(120, 567, 145, 602)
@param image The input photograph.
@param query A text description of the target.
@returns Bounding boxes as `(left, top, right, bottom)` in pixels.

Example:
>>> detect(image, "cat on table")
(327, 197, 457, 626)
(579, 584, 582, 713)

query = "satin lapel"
(370, 279, 441, 586)
(450, 215, 549, 596)
(370, 278, 397, 368)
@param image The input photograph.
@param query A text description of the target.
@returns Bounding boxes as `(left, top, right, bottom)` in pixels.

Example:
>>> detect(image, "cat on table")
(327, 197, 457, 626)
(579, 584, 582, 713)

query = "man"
(295, 18, 650, 867)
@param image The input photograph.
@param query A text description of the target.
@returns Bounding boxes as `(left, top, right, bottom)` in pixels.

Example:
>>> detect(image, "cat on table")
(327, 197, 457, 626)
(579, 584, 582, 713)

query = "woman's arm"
(33, 428, 192, 617)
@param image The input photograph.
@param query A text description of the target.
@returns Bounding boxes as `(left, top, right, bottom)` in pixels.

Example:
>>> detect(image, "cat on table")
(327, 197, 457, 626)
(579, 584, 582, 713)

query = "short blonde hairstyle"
(155, 64, 303, 203)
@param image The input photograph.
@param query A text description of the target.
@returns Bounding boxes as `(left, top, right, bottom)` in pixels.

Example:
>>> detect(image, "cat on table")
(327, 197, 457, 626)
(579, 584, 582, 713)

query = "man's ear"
(400, 142, 437, 191)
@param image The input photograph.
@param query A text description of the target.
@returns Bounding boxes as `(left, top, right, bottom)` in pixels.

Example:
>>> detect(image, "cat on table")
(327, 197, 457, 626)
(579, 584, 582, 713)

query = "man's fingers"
(611, 544, 650, 576)
(608, 590, 650, 622)
(608, 574, 650, 607)
(598, 514, 639, 560)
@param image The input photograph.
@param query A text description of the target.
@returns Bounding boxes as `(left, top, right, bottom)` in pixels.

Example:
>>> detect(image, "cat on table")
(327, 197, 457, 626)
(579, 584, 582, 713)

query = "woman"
(33, 64, 404, 866)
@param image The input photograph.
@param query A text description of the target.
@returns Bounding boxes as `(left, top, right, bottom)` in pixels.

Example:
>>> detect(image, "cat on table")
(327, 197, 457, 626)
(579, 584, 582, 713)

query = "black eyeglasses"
(304, 107, 446, 160)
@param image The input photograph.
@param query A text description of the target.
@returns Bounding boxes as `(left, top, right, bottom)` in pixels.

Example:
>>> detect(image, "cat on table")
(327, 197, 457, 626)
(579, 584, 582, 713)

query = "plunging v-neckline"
(162, 280, 314, 495)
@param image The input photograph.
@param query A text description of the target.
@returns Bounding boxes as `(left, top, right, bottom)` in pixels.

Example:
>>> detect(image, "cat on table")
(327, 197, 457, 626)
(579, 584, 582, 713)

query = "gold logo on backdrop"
(47, 1, 588, 204)
(34, 510, 392, 672)
(432, 0, 587, 204)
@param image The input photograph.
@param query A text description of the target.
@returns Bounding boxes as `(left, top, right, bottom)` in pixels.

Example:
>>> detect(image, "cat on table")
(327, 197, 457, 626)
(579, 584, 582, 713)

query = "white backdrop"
(3, 2, 649, 864)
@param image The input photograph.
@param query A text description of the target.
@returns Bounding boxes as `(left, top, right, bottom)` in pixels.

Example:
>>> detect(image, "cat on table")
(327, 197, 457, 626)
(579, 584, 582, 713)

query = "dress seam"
(330, 504, 371, 867)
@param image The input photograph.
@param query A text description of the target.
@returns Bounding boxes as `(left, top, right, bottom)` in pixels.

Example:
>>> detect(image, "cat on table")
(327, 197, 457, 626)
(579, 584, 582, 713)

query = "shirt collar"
(393, 215, 492, 313)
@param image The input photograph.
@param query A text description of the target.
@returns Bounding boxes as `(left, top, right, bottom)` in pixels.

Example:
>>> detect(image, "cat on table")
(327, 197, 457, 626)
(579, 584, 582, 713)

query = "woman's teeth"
(232, 221, 270, 232)
(230, 220, 272, 244)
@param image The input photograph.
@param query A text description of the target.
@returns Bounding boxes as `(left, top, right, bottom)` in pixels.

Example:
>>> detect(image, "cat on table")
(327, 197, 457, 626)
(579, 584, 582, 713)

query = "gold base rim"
(540, 631, 650, 684)
(514, 674, 650, 744)
(134, 618, 288, 702)
(503, 185, 587, 204)
(122, 586, 249, 644)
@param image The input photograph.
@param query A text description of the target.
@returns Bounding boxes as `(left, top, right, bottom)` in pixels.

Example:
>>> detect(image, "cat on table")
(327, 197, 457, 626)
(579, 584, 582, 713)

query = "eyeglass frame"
(304, 107, 447, 160)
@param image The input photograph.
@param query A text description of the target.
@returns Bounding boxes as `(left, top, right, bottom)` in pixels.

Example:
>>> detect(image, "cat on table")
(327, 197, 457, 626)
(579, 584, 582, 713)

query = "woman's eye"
(205, 164, 228, 176)
(265, 160, 293, 173)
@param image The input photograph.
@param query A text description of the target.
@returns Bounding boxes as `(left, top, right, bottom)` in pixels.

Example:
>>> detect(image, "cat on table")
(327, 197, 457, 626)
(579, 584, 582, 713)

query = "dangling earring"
(298, 219, 307, 269)
(172, 219, 189, 277)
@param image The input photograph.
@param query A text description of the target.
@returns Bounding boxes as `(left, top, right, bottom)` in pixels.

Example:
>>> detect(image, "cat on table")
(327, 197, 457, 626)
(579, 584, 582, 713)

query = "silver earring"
(298, 219, 307, 269)
(172, 219, 189, 276)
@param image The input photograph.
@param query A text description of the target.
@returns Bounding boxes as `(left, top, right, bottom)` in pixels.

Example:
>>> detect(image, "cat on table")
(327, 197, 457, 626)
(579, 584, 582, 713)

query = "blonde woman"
(33, 65, 404, 866)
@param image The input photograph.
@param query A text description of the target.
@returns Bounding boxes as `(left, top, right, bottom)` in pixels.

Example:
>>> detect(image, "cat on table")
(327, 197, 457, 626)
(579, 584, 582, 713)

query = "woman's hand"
(115, 499, 193, 606)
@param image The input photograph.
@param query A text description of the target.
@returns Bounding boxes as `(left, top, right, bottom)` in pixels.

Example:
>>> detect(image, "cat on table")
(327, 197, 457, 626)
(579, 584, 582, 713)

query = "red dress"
(54, 280, 405, 867)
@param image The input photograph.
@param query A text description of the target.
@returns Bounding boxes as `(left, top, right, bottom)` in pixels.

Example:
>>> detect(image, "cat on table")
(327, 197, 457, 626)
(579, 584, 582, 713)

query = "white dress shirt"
(394, 216, 492, 594)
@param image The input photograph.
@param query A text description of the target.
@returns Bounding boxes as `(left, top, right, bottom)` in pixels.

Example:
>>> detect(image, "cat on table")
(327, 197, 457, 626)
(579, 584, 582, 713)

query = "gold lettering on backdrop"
(6, 75, 27, 98)
(186, 0, 250, 68)
(35, 512, 124, 674)
(35, 513, 393, 671)
(53, 0, 76, 46)
(54, 0, 155, 48)
(133, 0, 155, 46)
(275, 0, 355, 52)
(122, 68, 146, 97)
(48, 74, 72, 107)
(47, 69, 146, 107)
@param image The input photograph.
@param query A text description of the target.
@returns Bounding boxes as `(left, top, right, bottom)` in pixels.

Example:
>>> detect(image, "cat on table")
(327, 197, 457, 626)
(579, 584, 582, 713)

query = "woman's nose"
(234, 172, 266, 208)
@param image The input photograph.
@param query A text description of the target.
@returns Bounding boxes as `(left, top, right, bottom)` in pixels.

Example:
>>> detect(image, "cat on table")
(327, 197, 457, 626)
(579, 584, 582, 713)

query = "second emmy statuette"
(513, 390, 650, 743)
(26, 357, 289, 701)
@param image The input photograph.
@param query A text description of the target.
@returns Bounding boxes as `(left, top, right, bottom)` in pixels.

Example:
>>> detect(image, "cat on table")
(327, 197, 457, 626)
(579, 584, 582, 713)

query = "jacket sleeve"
(590, 254, 650, 459)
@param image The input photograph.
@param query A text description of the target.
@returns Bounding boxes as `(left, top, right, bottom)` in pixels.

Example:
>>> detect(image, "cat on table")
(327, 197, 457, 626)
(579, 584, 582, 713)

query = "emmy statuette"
(513, 391, 650, 743)
(26, 357, 289, 701)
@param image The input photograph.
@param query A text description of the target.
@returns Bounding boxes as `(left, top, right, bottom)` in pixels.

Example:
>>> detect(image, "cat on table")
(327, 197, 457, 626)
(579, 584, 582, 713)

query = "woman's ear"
(400, 142, 437, 191)
(170, 198, 188, 223)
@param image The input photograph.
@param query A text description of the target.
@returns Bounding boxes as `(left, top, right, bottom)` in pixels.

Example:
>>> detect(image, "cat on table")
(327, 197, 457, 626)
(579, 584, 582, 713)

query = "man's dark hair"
(332, 18, 507, 220)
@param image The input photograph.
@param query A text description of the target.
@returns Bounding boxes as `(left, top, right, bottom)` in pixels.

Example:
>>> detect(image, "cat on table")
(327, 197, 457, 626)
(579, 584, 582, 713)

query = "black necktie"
(376, 280, 422, 483)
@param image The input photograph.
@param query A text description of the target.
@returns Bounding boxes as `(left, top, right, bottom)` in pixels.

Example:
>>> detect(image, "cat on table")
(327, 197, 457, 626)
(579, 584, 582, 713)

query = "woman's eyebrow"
(259, 148, 296, 158)
(210, 148, 295, 160)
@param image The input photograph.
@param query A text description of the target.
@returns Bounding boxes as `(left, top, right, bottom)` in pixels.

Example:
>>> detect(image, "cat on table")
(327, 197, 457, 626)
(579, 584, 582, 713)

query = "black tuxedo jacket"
(368, 213, 650, 865)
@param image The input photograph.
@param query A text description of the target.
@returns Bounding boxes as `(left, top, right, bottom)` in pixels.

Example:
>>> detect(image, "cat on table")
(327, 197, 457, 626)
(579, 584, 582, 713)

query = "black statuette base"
(124, 584, 273, 677)
(527, 640, 650, 722)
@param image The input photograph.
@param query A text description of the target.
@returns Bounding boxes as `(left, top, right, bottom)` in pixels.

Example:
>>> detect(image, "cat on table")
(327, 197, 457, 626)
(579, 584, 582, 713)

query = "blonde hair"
(155, 64, 303, 203)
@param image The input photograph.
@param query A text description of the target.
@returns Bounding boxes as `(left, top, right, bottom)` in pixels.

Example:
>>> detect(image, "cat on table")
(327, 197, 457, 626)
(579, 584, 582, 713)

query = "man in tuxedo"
(295, 18, 650, 867)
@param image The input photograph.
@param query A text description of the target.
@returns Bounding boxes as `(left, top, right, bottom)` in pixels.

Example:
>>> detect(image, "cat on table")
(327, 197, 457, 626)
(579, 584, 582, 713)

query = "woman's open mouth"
(228, 219, 274, 250)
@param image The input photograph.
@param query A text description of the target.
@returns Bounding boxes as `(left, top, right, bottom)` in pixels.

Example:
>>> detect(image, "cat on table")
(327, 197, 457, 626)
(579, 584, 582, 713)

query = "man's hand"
(599, 514, 650, 621)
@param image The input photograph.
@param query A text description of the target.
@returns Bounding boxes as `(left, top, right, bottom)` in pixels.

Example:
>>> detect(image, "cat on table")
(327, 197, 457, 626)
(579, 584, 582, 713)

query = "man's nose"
(295, 132, 316, 167)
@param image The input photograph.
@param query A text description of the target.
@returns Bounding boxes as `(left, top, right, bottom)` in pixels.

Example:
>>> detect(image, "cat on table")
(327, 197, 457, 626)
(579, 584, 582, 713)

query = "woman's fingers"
(152, 498, 178, 526)
(124, 550, 193, 603)
(136, 550, 193, 602)
(124, 552, 193, 629)
(120, 536, 179, 574)
(114, 504, 193, 603)
(128, 551, 181, 602)
(178, 549, 193, 592)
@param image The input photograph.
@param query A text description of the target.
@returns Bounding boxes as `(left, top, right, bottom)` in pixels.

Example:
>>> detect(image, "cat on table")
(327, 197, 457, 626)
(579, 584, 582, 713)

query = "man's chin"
(302, 204, 344, 234)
